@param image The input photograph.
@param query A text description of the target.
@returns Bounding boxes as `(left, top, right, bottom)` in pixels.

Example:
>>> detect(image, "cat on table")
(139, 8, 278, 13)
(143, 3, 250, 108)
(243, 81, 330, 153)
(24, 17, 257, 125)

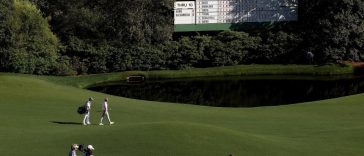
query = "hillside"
(0, 73, 364, 155)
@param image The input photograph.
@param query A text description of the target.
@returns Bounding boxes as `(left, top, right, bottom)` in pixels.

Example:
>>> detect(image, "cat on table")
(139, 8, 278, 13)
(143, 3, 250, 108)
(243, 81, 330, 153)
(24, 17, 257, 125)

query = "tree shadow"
(50, 121, 82, 125)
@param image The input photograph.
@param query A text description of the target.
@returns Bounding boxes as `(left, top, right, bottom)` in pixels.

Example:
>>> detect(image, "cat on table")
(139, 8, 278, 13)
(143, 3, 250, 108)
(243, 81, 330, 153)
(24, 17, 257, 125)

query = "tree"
(252, 31, 301, 64)
(6, 0, 59, 74)
(300, 0, 364, 63)
(98, 0, 174, 45)
(0, 0, 13, 71)
(31, 0, 174, 74)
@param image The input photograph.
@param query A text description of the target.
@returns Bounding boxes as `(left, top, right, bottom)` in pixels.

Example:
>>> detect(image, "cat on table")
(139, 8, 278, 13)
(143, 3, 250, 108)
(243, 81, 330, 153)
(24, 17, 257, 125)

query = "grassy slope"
(0, 64, 363, 156)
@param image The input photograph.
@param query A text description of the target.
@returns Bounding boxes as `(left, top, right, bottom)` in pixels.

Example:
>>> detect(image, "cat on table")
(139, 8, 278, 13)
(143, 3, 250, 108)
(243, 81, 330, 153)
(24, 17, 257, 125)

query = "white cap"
(72, 144, 79, 149)
(87, 145, 95, 150)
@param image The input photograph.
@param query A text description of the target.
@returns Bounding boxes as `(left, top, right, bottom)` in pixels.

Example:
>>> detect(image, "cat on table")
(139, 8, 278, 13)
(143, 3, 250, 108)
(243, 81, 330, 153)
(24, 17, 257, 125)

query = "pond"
(88, 75, 364, 107)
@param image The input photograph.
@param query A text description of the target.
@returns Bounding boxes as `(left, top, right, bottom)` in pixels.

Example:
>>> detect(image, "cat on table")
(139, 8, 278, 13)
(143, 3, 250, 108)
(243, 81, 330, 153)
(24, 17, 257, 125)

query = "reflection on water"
(88, 76, 364, 107)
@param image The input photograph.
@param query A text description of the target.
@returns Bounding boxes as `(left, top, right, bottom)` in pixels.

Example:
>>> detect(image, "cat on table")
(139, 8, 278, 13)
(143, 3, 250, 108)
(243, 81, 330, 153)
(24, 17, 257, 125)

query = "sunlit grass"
(0, 64, 362, 156)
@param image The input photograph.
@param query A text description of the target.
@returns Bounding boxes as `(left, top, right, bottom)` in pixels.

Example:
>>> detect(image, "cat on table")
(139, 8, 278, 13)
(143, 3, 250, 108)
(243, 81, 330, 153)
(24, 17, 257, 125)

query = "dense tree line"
(299, 0, 364, 62)
(0, 0, 363, 75)
(31, 0, 175, 74)
(0, 0, 13, 71)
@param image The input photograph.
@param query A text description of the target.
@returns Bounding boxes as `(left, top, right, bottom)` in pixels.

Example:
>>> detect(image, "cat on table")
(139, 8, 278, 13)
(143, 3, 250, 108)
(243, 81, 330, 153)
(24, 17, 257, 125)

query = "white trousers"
(100, 111, 111, 123)
(83, 112, 90, 125)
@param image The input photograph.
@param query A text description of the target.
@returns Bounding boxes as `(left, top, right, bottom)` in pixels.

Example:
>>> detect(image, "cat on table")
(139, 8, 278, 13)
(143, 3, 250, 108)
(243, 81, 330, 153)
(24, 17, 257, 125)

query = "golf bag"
(78, 144, 85, 151)
(77, 105, 87, 114)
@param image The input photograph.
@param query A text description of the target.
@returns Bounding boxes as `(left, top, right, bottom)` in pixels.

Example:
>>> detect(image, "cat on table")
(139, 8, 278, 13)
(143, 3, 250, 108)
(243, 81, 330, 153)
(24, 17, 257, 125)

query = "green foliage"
(0, 0, 13, 71)
(215, 31, 260, 65)
(4, 0, 59, 74)
(52, 56, 77, 76)
(107, 47, 133, 72)
(130, 46, 165, 71)
(205, 39, 227, 66)
(6, 0, 359, 75)
(162, 36, 205, 69)
(32, 0, 174, 45)
(58, 7, 105, 41)
(177, 37, 201, 69)
(168, 31, 261, 68)
(300, 0, 364, 63)
(252, 31, 302, 63)
(99, 0, 174, 45)
(28, 0, 174, 74)
(64, 36, 108, 74)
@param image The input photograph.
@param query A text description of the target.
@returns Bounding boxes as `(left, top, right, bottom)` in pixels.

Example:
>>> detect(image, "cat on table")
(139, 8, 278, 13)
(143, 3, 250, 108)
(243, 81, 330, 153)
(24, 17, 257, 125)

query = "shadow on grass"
(50, 121, 82, 125)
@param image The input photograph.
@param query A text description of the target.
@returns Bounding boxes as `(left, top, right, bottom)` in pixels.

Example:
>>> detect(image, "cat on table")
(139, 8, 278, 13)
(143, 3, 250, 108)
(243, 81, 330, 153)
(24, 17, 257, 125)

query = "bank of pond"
(88, 75, 364, 107)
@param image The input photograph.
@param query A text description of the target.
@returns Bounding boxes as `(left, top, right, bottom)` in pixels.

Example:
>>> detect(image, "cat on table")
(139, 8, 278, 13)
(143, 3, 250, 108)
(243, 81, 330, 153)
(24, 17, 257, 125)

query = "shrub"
(5, 0, 59, 74)
(0, 0, 13, 71)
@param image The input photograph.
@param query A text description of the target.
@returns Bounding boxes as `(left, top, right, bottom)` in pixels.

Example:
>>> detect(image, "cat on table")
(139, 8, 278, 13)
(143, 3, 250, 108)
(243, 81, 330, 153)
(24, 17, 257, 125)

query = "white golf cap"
(87, 145, 95, 150)
(72, 144, 79, 149)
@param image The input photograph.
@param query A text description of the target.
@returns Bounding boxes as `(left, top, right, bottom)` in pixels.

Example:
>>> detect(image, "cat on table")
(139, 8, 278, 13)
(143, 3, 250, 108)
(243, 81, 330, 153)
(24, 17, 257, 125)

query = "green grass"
(0, 64, 363, 156)
(41, 64, 354, 88)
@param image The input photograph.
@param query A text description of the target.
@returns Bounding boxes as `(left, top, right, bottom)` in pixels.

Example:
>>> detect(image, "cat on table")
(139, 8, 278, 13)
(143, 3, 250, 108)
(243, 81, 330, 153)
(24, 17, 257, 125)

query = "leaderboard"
(174, 0, 298, 24)
(196, 0, 236, 24)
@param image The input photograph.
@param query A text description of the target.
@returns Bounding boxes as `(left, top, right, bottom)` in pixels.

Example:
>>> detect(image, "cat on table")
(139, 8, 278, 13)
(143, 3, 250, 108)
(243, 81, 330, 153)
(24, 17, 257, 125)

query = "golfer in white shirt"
(83, 97, 93, 125)
(99, 98, 114, 125)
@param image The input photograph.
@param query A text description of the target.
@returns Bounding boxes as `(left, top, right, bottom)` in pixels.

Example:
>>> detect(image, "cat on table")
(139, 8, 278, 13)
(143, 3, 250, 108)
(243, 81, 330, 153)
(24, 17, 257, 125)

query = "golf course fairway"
(0, 73, 364, 156)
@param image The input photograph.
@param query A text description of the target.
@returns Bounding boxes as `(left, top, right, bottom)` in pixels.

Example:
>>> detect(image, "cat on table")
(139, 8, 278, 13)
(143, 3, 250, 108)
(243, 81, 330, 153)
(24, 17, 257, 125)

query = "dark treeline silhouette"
(0, 0, 363, 75)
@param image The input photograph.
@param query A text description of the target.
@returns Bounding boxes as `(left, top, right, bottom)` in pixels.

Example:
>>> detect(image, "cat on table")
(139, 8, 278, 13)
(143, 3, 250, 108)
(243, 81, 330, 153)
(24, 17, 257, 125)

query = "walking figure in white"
(83, 97, 93, 125)
(99, 98, 114, 125)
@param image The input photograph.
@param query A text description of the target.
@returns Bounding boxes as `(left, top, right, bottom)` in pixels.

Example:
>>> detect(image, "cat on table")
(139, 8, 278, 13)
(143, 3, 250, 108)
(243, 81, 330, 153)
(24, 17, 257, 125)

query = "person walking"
(84, 145, 94, 156)
(306, 51, 314, 64)
(69, 144, 79, 156)
(83, 97, 93, 125)
(99, 98, 114, 125)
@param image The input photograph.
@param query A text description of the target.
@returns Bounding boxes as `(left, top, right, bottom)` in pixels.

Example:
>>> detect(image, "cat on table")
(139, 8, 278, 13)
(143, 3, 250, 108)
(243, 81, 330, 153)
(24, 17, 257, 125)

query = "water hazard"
(88, 75, 364, 107)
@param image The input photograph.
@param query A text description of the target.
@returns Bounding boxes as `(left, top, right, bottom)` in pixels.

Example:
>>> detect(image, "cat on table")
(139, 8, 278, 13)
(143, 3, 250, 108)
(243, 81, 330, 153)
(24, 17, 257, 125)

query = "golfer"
(83, 97, 93, 125)
(69, 144, 79, 156)
(99, 98, 114, 125)
(85, 145, 94, 156)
